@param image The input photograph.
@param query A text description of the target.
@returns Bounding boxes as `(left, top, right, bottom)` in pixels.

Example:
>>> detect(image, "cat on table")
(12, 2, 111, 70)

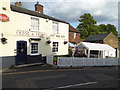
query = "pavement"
(1, 62, 119, 74)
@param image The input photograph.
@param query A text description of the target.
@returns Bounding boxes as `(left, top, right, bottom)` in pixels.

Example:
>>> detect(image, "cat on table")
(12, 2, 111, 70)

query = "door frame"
(16, 41, 27, 65)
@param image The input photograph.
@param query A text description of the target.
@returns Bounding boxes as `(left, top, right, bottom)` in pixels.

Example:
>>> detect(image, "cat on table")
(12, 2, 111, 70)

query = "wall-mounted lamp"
(1, 37, 7, 42)
(0, 33, 7, 44)
(64, 41, 68, 44)
(3, 7, 6, 10)
(46, 40, 51, 44)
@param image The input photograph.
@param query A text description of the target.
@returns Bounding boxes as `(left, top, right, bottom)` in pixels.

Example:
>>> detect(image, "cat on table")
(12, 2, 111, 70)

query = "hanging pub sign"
(0, 14, 9, 22)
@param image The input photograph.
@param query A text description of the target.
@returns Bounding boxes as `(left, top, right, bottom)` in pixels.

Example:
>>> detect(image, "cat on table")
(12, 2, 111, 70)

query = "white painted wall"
(0, 0, 69, 57)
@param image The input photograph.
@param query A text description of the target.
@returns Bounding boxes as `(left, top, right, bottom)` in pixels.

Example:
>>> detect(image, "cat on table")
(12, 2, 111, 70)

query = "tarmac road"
(2, 65, 120, 89)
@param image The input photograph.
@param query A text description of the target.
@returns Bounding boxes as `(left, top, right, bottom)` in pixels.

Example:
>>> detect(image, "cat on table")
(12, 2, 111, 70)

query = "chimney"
(35, 2, 43, 14)
(15, 2, 22, 7)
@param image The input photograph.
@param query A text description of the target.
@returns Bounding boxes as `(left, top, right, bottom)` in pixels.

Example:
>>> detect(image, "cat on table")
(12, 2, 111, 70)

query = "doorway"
(16, 41, 27, 65)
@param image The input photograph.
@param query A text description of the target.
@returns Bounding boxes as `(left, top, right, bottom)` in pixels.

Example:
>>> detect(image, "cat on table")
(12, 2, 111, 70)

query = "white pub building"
(0, 0, 69, 69)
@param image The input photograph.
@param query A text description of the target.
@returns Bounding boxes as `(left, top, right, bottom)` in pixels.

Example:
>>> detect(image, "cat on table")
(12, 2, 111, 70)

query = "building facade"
(68, 25, 80, 56)
(76, 42, 116, 58)
(84, 32, 119, 58)
(0, 1, 69, 68)
(69, 25, 80, 45)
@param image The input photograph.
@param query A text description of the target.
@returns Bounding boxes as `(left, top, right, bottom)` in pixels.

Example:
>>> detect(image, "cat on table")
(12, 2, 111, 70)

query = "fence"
(57, 57, 119, 67)
(46, 56, 54, 65)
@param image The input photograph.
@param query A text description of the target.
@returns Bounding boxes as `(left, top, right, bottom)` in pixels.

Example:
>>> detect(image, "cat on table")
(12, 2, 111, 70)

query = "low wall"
(0, 56, 15, 69)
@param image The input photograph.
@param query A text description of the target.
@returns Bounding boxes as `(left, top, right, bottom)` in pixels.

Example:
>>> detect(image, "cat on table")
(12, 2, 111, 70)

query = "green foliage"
(68, 48, 72, 57)
(53, 57, 57, 61)
(76, 13, 118, 38)
(98, 24, 118, 37)
(76, 13, 99, 39)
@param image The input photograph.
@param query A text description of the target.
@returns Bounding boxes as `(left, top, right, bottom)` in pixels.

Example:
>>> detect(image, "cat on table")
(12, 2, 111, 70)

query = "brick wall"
(103, 33, 118, 48)
(35, 2, 43, 14)
(69, 32, 80, 44)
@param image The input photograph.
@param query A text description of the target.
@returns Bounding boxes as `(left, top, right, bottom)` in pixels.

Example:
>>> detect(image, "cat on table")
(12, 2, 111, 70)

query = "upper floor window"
(52, 22, 59, 34)
(31, 17, 39, 31)
(73, 33, 76, 38)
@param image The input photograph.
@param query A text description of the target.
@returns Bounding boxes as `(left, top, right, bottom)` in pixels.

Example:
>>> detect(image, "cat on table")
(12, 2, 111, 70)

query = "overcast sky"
(11, 0, 120, 34)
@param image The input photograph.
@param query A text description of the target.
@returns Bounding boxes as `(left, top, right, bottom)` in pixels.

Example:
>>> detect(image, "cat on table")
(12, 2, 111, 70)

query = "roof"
(68, 42, 76, 47)
(84, 33, 110, 42)
(69, 25, 80, 33)
(76, 42, 115, 51)
(10, 5, 69, 24)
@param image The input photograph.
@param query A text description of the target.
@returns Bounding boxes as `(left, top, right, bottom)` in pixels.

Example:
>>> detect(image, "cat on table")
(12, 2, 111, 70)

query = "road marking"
(0, 68, 93, 75)
(48, 82, 98, 89)
(1, 68, 117, 75)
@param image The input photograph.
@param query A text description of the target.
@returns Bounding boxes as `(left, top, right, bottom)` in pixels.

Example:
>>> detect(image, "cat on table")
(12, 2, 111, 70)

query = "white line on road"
(48, 82, 98, 89)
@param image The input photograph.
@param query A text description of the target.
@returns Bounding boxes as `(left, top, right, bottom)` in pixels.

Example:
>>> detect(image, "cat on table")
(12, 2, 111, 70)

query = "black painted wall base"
(27, 55, 46, 64)
(1, 55, 47, 69)
(0, 56, 15, 69)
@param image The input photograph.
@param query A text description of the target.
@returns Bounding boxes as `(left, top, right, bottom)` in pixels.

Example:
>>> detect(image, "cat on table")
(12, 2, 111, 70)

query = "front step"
(14, 63, 44, 68)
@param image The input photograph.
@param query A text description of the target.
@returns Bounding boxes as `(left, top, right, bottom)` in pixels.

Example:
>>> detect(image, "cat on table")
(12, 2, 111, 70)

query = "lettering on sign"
(16, 30, 47, 38)
(56, 35, 60, 37)
(50, 34, 65, 38)
(0, 14, 9, 22)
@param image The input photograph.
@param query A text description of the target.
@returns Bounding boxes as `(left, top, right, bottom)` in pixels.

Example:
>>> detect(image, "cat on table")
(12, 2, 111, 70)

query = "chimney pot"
(37, 1, 39, 4)
(15, 2, 22, 7)
(35, 2, 43, 14)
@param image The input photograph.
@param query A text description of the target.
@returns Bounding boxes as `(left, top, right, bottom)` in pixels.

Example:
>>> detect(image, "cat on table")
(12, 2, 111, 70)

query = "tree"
(98, 24, 118, 37)
(98, 24, 107, 33)
(76, 13, 118, 38)
(106, 24, 118, 37)
(76, 13, 99, 39)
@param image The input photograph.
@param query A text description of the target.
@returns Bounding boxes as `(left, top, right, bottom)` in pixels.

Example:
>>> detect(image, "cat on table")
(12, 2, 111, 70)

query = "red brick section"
(15, 2, 22, 7)
(69, 25, 81, 44)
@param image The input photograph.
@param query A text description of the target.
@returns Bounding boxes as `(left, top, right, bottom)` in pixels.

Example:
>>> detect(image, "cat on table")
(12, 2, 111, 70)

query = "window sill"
(30, 54, 39, 56)
(29, 29, 40, 32)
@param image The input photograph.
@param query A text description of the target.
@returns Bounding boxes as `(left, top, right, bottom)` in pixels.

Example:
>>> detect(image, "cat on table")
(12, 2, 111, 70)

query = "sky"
(11, 0, 120, 35)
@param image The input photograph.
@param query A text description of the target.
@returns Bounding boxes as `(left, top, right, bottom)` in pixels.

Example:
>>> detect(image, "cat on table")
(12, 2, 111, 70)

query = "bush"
(53, 57, 58, 61)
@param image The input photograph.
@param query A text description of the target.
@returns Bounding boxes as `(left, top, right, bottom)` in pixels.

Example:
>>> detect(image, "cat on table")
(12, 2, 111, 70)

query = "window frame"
(30, 17, 39, 31)
(52, 21, 59, 34)
(30, 41, 39, 56)
(52, 42, 59, 52)
(73, 33, 76, 39)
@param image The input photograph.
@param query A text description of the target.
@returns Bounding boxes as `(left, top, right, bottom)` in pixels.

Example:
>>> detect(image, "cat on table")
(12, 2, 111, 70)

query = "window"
(52, 22, 59, 34)
(31, 17, 39, 31)
(73, 33, 76, 38)
(30, 42, 39, 55)
(52, 42, 59, 52)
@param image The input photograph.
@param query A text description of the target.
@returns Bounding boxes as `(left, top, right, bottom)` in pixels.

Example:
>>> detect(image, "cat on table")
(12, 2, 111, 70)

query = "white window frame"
(52, 42, 59, 52)
(30, 41, 39, 56)
(73, 33, 76, 38)
(31, 17, 39, 31)
(52, 21, 59, 34)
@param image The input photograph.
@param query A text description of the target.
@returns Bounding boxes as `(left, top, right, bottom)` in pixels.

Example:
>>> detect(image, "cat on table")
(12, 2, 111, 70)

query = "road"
(2, 66, 120, 89)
